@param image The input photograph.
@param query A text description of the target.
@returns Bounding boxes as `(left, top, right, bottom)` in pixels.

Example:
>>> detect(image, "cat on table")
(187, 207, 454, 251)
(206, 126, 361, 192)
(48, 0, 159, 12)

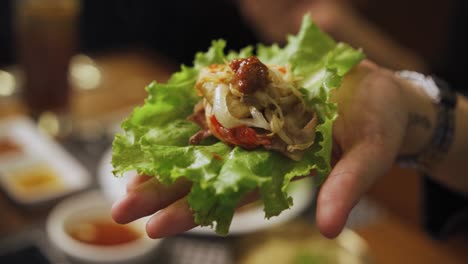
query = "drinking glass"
(14, 0, 81, 137)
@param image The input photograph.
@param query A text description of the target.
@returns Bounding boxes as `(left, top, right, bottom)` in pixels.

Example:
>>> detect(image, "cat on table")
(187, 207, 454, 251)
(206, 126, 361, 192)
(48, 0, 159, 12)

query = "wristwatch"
(395, 71, 457, 173)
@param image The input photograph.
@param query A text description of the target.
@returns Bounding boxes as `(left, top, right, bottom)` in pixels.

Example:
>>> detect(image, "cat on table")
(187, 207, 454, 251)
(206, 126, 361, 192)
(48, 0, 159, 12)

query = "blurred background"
(0, 0, 467, 263)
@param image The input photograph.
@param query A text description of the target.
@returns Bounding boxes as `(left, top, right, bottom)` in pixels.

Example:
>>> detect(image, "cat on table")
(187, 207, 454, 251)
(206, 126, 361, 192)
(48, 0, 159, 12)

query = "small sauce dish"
(46, 190, 162, 264)
(0, 117, 90, 205)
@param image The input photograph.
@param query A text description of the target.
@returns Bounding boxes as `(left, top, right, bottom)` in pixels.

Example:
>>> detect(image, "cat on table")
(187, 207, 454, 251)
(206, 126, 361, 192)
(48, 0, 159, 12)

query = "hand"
(237, 0, 353, 43)
(112, 60, 421, 238)
(317, 60, 408, 237)
(238, 0, 426, 71)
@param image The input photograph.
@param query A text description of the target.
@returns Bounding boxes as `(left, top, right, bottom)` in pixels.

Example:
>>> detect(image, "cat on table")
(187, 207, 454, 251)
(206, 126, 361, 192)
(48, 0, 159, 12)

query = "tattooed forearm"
(408, 112, 432, 130)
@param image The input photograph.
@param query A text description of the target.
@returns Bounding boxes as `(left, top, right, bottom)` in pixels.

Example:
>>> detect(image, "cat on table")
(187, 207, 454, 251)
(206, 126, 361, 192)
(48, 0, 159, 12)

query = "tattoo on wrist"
(397, 72, 456, 173)
(408, 112, 432, 130)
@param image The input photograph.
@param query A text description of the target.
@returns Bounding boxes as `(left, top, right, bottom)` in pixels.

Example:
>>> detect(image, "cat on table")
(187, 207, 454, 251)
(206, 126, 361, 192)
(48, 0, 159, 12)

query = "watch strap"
(396, 73, 457, 172)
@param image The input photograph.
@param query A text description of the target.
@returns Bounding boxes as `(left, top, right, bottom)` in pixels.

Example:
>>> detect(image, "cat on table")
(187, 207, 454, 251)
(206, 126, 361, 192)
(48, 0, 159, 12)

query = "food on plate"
(112, 16, 364, 235)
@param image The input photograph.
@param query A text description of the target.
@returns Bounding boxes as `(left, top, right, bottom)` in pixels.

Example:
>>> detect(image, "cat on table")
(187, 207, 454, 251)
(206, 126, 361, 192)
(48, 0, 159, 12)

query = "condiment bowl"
(46, 190, 162, 264)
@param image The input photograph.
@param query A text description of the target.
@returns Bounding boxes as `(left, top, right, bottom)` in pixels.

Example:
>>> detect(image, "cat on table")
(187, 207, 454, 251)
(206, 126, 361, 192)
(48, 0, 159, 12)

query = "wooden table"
(0, 51, 466, 264)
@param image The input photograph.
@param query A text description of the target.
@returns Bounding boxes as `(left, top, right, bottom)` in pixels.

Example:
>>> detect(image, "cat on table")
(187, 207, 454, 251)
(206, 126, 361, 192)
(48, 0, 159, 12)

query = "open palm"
(112, 61, 410, 238)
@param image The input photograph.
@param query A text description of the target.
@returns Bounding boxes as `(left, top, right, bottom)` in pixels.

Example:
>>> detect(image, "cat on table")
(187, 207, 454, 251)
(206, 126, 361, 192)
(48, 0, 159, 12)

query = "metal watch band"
(396, 72, 457, 173)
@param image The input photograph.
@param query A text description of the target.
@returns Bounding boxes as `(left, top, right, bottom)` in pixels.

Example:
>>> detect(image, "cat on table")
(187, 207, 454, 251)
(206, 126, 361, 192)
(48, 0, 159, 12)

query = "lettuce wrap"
(112, 16, 364, 235)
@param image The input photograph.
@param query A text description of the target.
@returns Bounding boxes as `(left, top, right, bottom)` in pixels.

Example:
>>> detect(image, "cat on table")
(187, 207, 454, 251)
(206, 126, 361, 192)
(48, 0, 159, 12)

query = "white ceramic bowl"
(46, 190, 162, 264)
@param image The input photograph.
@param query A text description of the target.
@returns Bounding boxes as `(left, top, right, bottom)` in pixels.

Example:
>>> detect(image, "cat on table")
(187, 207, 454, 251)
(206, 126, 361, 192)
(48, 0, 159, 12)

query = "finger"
(146, 197, 196, 238)
(316, 141, 394, 238)
(331, 138, 342, 167)
(146, 190, 265, 238)
(112, 177, 191, 224)
(126, 174, 152, 193)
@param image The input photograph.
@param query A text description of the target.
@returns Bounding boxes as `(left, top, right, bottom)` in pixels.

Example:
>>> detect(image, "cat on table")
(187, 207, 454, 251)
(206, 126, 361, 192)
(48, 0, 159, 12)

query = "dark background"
(0, 0, 466, 91)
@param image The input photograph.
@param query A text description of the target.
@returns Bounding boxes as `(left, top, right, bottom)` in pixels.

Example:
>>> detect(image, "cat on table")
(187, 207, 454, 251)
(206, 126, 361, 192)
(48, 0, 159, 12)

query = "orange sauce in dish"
(9, 165, 63, 196)
(68, 218, 141, 246)
(0, 138, 22, 156)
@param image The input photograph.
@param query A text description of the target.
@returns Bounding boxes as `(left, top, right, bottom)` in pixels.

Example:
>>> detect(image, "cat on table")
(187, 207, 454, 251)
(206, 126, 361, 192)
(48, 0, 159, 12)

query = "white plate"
(98, 148, 315, 236)
(0, 117, 91, 205)
(98, 148, 136, 203)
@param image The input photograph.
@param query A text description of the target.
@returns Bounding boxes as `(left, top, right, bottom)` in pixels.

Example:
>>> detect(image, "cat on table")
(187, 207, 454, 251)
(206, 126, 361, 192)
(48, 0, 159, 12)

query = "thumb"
(316, 140, 395, 238)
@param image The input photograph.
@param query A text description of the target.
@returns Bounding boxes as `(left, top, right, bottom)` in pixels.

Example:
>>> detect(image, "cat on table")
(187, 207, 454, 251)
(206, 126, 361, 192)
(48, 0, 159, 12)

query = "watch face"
(397, 70, 440, 102)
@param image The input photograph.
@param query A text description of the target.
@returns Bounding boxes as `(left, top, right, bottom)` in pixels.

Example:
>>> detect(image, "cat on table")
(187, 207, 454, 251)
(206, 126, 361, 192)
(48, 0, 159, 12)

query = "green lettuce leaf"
(112, 15, 364, 235)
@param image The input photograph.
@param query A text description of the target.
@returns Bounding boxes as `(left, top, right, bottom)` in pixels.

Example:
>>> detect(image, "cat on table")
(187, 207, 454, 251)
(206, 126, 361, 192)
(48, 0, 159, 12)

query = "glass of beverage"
(14, 0, 80, 137)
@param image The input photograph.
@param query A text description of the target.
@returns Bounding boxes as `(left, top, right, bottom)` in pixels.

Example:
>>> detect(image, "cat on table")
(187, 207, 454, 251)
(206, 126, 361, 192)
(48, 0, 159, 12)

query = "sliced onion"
(242, 107, 271, 130)
(278, 94, 298, 107)
(278, 129, 294, 145)
(270, 114, 293, 145)
(212, 84, 271, 130)
(269, 114, 283, 133)
(212, 84, 245, 128)
(287, 141, 315, 152)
